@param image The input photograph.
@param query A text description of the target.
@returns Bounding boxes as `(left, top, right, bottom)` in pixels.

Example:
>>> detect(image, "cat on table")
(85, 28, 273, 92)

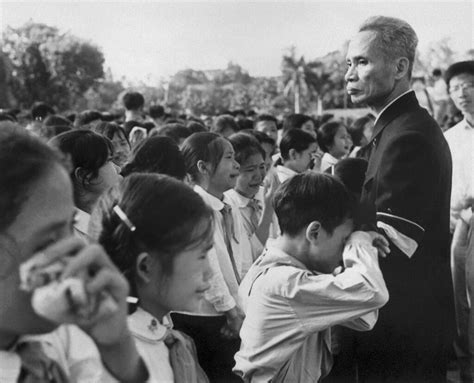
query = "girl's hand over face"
(61, 242, 130, 346)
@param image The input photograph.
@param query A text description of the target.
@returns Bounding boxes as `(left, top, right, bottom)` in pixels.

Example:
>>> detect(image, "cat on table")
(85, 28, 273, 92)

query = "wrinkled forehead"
(347, 30, 380, 57)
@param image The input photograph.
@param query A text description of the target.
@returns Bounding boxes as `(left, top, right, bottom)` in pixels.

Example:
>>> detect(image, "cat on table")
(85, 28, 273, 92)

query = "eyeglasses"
(0, 233, 21, 280)
(449, 82, 474, 93)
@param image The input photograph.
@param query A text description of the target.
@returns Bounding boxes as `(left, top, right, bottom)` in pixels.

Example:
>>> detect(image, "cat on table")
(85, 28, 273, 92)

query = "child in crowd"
(275, 129, 320, 182)
(317, 121, 353, 172)
(282, 113, 317, 137)
(0, 128, 148, 382)
(254, 114, 279, 144)
(234, 172, 389, 382)
(49, 130, 121, 241)
(91, 121, 131, 168)
(346, 115, 374, 157)
(225, 133, 278, 259)
(177, 132, 253, 382)
(95, 173, 212, 382)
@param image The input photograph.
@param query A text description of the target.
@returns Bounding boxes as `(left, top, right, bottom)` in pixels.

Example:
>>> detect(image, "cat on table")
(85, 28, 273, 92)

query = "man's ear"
(306, 221, 322, 244)
(136, 252, 153, 284)
(395, 57, 410, 80)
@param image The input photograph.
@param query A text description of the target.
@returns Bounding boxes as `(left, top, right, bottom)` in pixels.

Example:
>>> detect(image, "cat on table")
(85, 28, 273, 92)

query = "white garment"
(275, 165, 297, 183)
(128, 308, 174, 383)
(73, 208, 91, 242)
(193, 185, 253, 314)
(320, 152, 340, 172)
(234, 232, 389, 382)
(445, 118, 474, 231)
(0, 325, 119, 383)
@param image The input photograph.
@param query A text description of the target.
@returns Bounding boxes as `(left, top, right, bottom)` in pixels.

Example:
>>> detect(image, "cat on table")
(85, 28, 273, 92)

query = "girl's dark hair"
(49, 130, 112, 200)
(228, 132, 265, 165)
(91, 121, 130, 145)
(282, 113, 313, 133)
(150, 123, 191, 145)
(96, 173, 213, 291)
(347, 116, 374, 146)
(181, 132, 229, 183)
(279, 129, 317, 161)
(121, 136, 186, 180)
(0, 128, 66, 231)
(317, 121, 346, 153)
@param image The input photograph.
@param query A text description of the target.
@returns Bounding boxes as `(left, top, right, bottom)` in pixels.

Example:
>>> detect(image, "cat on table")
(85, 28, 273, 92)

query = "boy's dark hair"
(149, 104, 165, 119)
(255, 114, 278, 125)
(181, 132, 228, 183)
(237, 118, 254, 132)
(317, 121, 346, 153)
(274, 172, 353, 236)
(282, 113, 313, 133)
(31, 102, 54, 121)
(279, 129, 316, 161)
(122, 92, 145, 111)
(40, 125, 73, 141)
(123, 120, 146, 137)
(228, 132, 265, 165)
(97, 173, 213, 292)
(325, 158, 368, 197)
(211, 114, 238, 136)
(121, 136, 186, 180)
(0, 128, 66, 231)
(42, 115, 72, 128)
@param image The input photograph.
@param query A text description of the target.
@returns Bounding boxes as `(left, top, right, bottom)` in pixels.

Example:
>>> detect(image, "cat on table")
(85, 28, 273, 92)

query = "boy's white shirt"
(233, 231, 389, 383)
(0, 325, 120, 383)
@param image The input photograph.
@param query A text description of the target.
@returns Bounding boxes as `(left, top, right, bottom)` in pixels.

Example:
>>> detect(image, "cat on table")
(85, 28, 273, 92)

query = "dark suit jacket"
(355, 91, 454, 381)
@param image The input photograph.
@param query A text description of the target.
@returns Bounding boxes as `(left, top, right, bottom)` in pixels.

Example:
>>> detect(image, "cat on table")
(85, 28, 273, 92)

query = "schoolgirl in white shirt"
(95, 173, 212, 382)
(178, 132, 253, 382)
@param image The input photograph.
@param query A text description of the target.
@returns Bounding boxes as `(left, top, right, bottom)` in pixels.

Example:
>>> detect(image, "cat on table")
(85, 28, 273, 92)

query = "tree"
(2, 21, 105, 111)
(281, 46, 328, 114)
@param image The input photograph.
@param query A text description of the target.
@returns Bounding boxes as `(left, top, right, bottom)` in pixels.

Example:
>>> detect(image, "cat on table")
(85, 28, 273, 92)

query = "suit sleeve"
(373, 132, 436, 258)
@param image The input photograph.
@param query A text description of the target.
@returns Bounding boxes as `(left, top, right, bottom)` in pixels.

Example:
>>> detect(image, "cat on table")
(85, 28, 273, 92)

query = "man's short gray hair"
(359, 16, 418, 79)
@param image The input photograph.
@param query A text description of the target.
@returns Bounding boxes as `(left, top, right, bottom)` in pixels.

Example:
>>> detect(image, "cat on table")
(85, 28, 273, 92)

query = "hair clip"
(113, 205, 137, 232)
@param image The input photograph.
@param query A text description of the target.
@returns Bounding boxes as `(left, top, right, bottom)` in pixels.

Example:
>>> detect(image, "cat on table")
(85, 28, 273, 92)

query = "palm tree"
(281, 46, 326, 114)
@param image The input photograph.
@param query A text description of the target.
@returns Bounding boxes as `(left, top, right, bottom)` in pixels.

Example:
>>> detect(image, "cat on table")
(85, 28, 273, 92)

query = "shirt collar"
(374, 89, 414, 126)
(276, 165, 298, 178)
(463, 117, 474, 129)
(225, 189, 252, 209)
(258, 242, 310, 272)
(74, 208, 91, 234)
(127, 307, 173, 343)
(194, 185, 225, 211)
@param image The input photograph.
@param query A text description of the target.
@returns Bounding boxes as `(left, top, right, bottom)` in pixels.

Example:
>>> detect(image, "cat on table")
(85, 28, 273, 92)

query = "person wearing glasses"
(444, 60, 474, 383)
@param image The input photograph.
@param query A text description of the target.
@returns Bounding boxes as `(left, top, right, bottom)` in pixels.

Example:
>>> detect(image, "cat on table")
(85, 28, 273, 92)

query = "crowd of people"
(0, 14, 473, 383)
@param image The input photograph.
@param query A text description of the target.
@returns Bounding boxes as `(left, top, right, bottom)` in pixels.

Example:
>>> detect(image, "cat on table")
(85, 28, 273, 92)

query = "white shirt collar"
(127, 307, 173, 343)
(74, 208, 91, 235)
(193, 185, 225, 211)
(225, 189, 253, 209)
(374, 89, 414, 126)
(275, 165, 298, 182)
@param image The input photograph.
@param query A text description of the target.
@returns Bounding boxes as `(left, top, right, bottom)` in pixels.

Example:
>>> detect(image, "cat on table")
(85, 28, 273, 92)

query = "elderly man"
(345, 16, 454, 382)
(444, 60, 474, 382)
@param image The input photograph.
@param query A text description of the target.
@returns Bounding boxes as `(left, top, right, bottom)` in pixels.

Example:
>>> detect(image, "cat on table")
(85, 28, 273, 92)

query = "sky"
(1, 1, 473, 83)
